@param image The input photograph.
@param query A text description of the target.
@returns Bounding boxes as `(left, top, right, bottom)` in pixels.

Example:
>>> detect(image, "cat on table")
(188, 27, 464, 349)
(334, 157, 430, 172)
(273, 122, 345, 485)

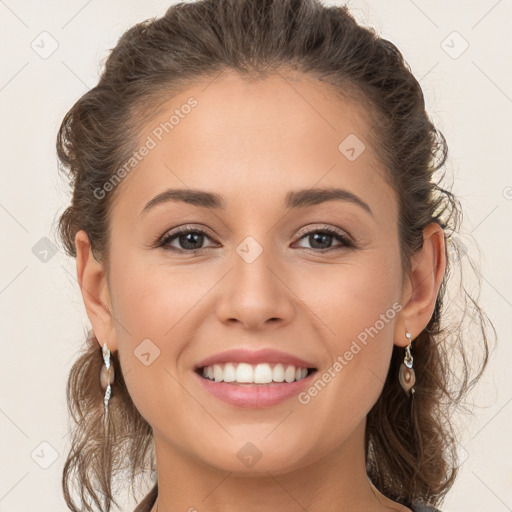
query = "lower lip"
(193, 369, 317, 408)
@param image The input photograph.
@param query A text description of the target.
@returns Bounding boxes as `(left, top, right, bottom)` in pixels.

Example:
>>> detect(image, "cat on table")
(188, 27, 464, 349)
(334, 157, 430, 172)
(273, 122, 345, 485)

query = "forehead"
(110, 70, 395, 221)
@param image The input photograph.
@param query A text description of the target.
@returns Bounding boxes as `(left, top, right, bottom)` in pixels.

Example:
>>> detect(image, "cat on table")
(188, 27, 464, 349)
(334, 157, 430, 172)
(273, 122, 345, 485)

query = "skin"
(75, 70, 446, 512)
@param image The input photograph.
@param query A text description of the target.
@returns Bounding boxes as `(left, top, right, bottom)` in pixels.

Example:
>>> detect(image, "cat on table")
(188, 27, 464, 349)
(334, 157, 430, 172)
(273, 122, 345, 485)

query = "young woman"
(56, 1, 493, 511)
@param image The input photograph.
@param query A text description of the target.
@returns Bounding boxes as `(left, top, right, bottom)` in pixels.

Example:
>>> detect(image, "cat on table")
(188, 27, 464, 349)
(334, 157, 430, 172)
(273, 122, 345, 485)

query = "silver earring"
(100, 340, 115, 426)
(399, 331, 416, 397)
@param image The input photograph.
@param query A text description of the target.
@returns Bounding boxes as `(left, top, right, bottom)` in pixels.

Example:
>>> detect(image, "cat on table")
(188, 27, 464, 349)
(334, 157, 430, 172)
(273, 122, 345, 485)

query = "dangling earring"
(399, 330, 416, 397)
(100, 340, 115, 426)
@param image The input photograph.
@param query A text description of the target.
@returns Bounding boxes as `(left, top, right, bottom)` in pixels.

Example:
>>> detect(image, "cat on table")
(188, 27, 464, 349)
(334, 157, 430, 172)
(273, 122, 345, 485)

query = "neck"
(148, 419, 411, 512)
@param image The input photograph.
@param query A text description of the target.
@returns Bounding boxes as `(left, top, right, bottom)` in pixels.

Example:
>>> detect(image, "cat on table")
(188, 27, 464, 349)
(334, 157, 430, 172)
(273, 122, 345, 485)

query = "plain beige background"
(1, 1, 511, 511)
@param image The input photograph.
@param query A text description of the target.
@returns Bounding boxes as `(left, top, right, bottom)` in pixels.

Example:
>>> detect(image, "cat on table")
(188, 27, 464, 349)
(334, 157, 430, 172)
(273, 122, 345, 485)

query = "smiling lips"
(193, 347, 318, 407)
(195, 348, 317, 384)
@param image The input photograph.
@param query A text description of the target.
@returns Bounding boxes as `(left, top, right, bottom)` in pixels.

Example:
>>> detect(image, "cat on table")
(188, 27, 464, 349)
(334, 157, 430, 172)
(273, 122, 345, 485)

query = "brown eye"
(159, 227, 216, 253)
(295, 227, 353, 251)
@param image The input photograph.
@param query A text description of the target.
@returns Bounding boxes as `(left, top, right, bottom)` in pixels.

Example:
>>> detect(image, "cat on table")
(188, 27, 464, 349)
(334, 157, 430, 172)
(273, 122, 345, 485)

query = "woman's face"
(95, 71, 410, 473)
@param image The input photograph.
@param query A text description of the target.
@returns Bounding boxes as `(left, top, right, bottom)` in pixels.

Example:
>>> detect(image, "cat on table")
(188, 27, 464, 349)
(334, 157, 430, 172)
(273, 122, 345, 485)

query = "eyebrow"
(140, 187, 373, 217)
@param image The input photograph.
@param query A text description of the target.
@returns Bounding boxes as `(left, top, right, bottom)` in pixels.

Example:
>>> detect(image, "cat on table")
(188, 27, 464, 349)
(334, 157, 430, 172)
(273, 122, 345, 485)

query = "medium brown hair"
(55, 0, 495, 510)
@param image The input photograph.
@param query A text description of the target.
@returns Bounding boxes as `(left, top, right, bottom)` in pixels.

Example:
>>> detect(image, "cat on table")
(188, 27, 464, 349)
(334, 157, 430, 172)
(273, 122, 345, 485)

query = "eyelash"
(156, 225, 355, 254)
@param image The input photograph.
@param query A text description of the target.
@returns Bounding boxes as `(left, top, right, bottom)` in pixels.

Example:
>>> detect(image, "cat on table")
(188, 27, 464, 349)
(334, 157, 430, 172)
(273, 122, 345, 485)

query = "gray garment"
(411, 504, 443, 512)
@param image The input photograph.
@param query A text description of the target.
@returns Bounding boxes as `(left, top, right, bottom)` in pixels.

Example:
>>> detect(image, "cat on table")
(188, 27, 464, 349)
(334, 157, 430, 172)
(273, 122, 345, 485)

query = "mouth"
(193, 363, 319, 408)
(194, 363, 318, 385)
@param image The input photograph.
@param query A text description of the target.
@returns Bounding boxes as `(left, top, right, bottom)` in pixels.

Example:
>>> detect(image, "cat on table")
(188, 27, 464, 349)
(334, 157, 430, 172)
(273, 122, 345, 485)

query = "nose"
(215, 242, 295, 331)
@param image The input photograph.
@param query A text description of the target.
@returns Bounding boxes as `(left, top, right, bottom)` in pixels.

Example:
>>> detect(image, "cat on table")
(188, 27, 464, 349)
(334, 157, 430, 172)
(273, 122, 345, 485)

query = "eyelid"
(295, 224, 353, 242)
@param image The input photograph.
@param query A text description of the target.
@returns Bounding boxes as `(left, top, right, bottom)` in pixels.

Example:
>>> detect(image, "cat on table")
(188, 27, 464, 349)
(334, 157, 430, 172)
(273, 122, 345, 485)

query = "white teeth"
(222, 363, 236, 382)
(253, 363, 273, 383)
(201, 362, 310, 384)
(273, 363, 285, 382)
(236, 362, 254, 383)
(213, 364, 224, 382)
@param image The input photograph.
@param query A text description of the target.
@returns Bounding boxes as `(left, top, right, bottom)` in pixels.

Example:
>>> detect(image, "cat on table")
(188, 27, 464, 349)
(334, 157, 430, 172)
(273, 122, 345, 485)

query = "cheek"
(300, 255, 401, 393)
(107, 255, 192, 397)
(110, 251, 203, 335)
(301, 254, 401, 338)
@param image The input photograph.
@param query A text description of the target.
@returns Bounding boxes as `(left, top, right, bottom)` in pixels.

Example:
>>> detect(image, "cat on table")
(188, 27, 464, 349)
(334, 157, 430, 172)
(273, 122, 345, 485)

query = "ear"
(395, 222, 447, 346)
(75, 230, 118, 352)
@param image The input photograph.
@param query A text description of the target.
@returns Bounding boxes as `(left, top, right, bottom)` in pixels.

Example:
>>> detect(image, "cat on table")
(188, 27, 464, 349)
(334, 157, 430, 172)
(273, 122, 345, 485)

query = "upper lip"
(194, 348, 317, 370)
